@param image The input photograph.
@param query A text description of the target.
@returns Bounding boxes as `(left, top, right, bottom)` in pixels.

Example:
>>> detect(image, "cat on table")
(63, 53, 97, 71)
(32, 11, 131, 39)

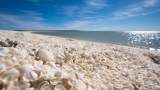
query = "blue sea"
(32, 30, 160, 50)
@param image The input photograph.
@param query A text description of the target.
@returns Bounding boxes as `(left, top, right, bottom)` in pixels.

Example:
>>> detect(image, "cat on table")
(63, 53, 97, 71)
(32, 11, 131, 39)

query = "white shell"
(54, 84, 64, 90)
(0, 47, 9, 56)
(22, 71, 38, 82)
(14, 48, 29, 59)
(37, 81, 51, 90)
(76, 80, 87, 90)
(36, 48, 53, 63)
(4, 68, 20, 81)
(6, 82, 21, 90)
(0, 64, 6, 71)
(19, 64, 33, 74)
(7, 68, 20, 76)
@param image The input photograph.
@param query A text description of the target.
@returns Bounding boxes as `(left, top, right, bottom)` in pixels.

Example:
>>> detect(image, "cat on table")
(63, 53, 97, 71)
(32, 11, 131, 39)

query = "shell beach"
(0, 31, 160, 90)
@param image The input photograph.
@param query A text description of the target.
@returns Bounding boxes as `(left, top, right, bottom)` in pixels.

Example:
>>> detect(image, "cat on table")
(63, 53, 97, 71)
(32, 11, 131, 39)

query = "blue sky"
(0, 0, 160, 31)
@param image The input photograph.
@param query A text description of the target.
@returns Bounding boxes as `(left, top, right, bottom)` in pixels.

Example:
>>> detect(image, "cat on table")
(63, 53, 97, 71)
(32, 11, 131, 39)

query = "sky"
(0, 0, 160, 31)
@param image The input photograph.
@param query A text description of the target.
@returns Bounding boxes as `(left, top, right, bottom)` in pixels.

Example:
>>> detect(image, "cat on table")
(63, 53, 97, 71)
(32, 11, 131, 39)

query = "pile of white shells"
(0, 31, 160, 90)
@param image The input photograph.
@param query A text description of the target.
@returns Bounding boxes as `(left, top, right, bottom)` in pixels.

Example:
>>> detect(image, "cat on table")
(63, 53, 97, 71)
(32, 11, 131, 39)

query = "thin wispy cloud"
(62, 0, 107, 30)
(63, 0, 108, 17)
(86, 0, 108, 8)
(112, 0, 160, 19)
(144, 0, 158, 7)
(0, 11, 55, 30)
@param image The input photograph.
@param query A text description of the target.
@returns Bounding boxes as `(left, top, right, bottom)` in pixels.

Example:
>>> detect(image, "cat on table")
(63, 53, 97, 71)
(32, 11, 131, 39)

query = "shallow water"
(32, 30, 160, 49)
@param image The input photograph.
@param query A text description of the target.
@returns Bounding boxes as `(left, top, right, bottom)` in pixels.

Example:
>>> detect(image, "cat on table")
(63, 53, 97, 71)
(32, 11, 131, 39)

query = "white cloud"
(0, 11, 56, 30)
(144, 0, 158, 7)
(0, 10, 98, 30)
(86, 0, 108, 8)
(63, 0, 108, 17)
(112, 0, 160, 19)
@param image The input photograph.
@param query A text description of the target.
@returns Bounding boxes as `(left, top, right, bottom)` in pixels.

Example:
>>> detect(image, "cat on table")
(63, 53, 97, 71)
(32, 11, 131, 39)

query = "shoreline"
(31, 30, 160, 51)
(0, 31, 160, 90)
(1, 30, 153, 51)
(1, 30, 160, 51)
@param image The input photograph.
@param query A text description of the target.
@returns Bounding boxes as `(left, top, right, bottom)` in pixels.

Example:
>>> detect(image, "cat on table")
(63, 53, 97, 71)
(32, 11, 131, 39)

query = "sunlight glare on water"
(126, 31, 160, 49)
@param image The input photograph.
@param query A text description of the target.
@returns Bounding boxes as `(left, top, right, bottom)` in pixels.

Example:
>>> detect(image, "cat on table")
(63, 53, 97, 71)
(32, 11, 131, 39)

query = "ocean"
(32, 30, 160, 50)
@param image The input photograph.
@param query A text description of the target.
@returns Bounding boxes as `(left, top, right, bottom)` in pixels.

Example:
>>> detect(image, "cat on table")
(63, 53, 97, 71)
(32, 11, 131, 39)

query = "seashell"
(27, 49, 35, 56)
(36, 80, 51, 90)
(30, 71, 38, 80)
(61, 78, 75, 90)
(19, 64, 33, 74)
(13, 48, 29, 59)
(19, 81, 31, 89)
(3, 68, 20, 81)
(54, 71, 62, 78)
(54, 84, 64, 90)
(0, 47, 9, 56)
(36, 48, 53, 64)
(54, 44, 60, 48)
(0, 64, 6, 71)
(22, 71, 38, 82)
(76, 80, 86, 90)
(6, 82, 21, 90)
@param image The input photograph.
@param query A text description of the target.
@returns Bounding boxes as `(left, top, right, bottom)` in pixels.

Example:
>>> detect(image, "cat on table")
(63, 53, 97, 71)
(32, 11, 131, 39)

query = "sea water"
(32, 30, 160, 50)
